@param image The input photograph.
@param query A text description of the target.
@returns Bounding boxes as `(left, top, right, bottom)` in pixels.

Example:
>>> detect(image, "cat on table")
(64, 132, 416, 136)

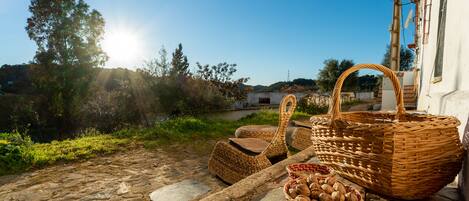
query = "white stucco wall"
(417, 0, 469, 137)
(381, 71, 415, 111)
(246, 92, 307, 106)
(415, 1, 469, 199)
(355, 92, 374, 100)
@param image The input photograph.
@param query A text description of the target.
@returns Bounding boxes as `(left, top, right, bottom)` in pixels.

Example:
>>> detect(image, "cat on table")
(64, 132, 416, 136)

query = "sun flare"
(102, 29, 142, 65)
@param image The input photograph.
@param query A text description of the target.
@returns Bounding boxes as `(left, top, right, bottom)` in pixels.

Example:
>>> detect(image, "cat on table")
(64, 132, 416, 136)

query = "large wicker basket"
(309, 64, 464, 200)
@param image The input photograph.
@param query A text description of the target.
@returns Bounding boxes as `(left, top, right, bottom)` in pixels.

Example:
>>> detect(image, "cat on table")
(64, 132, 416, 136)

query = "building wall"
(417, 0, 469, 137)
(415, 0, 469, 198)
(355, 92, 374, 100)
(246, 92, 306, 106)
(382, 71, 415, 110)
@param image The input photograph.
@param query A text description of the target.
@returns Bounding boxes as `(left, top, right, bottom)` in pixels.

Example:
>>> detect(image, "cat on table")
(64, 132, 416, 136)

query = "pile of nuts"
(285, 174, 361, 201)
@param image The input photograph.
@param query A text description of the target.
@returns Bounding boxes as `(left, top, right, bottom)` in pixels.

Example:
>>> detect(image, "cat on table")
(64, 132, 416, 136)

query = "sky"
(0, 0, 415, 85)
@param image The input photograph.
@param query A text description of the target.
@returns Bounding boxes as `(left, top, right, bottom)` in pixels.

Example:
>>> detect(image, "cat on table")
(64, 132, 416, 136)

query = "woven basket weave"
(286, 163, 335, 179)
(208, 95, 297, 184)
(309, 64, 463, 200)
(234, 125, 277, 141)
(291, 127, 314, 150)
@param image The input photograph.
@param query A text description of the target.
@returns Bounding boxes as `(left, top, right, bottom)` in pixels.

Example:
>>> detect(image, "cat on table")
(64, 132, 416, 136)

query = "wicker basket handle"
(330, 64, 405, 123)
(279, 94, 297, 120)
(261, 94, 296, 155)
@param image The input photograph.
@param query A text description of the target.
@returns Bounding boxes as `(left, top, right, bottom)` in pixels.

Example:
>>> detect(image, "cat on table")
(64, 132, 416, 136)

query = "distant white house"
(246, 92, 307, 106)
(413, 0, 469, 198)
(355, 91, 374, 100)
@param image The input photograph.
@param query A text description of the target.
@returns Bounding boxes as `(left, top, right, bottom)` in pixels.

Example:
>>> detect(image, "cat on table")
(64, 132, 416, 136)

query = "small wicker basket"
(286, 163, 335, 179)
(310, 64, 464, 200)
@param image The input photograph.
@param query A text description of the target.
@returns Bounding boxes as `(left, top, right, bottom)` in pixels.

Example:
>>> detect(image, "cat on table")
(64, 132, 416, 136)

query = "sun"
(102, 29, 142, 65)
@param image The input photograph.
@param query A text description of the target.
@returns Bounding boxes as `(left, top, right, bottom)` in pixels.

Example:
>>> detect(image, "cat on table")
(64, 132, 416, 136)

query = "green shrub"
(0, 132, 33, 175)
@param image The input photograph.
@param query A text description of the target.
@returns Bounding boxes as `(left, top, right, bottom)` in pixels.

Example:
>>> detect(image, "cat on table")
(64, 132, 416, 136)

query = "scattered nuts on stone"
(295, 195, 311, 201)
(325, 176, 336, 186)
(296, 184, 311, 197)
(297, 177, 308, 185)
(310, 190, 322, 199)
(309, 182, 321, 191)
(286, 173, 360, 201)
(307, 174, 318, 184)
(333, 182, 346, 195)
(321, 184, 334, 194)
(289, 187, 298, 198)
(340, 194, 346, 201)
(319, 192, 333, 201)
(345, 192, 358, 201)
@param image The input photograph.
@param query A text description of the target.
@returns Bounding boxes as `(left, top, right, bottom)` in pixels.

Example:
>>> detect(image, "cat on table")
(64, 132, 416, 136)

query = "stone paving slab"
(0, 147, 226, 201)
(149, 179, 211, 201)
(258, 187, 283, 201)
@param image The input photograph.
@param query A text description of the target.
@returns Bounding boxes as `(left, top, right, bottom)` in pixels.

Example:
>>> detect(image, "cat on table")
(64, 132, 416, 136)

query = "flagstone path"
(0, 145, 227, 201)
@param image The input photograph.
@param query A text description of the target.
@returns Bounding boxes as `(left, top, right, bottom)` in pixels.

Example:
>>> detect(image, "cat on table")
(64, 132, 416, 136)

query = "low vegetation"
(0, 110, 310, 176)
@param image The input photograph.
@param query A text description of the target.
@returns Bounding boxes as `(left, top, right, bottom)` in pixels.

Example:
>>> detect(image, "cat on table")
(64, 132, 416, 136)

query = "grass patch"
(115, 110, 311, 143)
(0, 133, 129, 175)
(30, 135, 130, 166)
(0, 110, 314, 176)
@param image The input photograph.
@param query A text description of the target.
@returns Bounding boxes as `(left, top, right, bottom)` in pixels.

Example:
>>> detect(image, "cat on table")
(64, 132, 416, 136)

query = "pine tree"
(170, 43, 190, 77)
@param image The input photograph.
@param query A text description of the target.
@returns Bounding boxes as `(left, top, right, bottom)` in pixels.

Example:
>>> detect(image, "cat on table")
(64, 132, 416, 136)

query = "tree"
(196, 62, 249, 100)
(381, 45, 415, 71)
(26, 0, 107, 132)
(292, 78, 316, 87)
(142, 47, 170, 77)
(317, 59, 357, 93)
(357, 74, 379, 92)
(170, 43, 191, 77)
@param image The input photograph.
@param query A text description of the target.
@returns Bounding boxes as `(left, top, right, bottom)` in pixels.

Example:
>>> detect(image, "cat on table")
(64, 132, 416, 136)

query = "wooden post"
(390, 0, 401, 71)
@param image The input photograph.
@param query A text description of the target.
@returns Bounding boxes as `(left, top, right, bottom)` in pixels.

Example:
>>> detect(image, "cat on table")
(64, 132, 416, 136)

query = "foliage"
(296, 95, 365, 115)
(139, 45, 245, 116)
(253, 78, 317, 92)
(114, 110, 310, 143)
(153, 77, 229, 116)
(0, 132, 33, 175)
(357, 74, 379, 92)
(0, 132, 128, 176)
(0, 95, 40, 134)
(296, 98, 328, 115)
(170, 43, 191, 77)
(196, 62, 250, 100)
(80, 85, 141, 132)
(141, 47, 171, 77)
(30, 135, 129, 166)
(381, 45, 415, 71)
(0, 110, 311, 176)
(317, 59, 357, 93)
(26, 0, 107, 133)
(0, 65, 32, 94)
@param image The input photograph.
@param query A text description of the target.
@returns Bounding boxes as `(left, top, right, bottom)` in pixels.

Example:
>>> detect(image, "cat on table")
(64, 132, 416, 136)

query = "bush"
(155, 77, 229, 116)
(0, 95, 40, 133)
(0, 132, 33, 175)
(80, 76, 148, 133)
(296, 98, 328, 115)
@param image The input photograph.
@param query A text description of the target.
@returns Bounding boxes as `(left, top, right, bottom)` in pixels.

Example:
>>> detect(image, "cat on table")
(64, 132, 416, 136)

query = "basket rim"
(310, 111, 460, 128)
(286, 162, 335, 178)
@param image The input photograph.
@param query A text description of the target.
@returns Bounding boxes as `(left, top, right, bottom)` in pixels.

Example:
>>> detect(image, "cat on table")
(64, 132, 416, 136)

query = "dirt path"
(0, 145, 227, 201)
